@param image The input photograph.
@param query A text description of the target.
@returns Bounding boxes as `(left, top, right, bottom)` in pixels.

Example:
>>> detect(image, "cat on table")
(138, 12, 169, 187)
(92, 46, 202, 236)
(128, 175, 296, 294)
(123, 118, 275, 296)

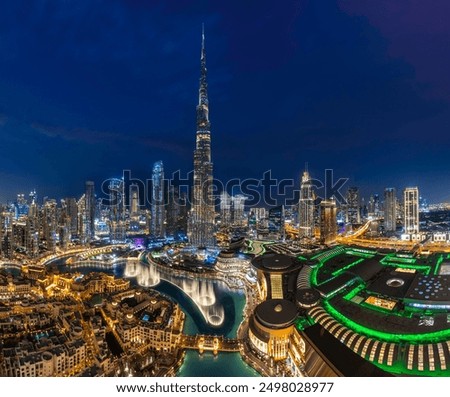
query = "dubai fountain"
(63, 252, 226, 327)
(124, 257, 225, 327)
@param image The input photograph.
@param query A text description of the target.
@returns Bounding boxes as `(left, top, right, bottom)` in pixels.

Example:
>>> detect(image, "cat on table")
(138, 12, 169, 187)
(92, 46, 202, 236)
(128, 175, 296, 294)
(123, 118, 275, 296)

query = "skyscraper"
(298, 168, 314, 239)
(320, 199, 337, 245)
(232, 195, 247, 227)
(151, 161, 165, 238)
(368, 194, 380, 217)
(384, 188, 397, 232)
(346, 187, 361, 225)
(108, 178, 126, 242)
(188, 26, 215, 247)
(129, 184, 140, 216)
(29, 190, 37, 205)
(268, 205, 285, 240)
(85, 181, 95, 241)
(15, 194, 28, 219)
(43, 199, 57, 252)
(219, 192, 231, 227)
(166, 185, 179, 236)
(404, 187, 419, 234)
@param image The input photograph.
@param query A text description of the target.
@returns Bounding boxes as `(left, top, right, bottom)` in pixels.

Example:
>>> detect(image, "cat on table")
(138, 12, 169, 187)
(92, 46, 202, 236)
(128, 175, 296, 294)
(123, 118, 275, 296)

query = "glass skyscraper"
(188, 26, 216, 247)
(151, 161, 165, 238)
(298, 169, 314, 239)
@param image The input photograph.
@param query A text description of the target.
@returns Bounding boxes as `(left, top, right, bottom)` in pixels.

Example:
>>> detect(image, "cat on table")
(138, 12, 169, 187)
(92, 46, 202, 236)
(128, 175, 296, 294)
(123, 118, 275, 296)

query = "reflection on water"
(124, 260, 225, 326)
(61, 256, 228, 327)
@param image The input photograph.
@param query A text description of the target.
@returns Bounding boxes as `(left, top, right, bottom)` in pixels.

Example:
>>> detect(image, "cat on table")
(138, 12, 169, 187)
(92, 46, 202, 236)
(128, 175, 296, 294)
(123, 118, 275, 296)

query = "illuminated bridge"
(38, 244, 129, 266)
(180, 334, 241, 354)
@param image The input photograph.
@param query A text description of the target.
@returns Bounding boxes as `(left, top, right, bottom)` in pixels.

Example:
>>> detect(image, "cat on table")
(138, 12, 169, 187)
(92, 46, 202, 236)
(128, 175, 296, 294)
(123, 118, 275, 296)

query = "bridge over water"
(180, 334, 241, 354)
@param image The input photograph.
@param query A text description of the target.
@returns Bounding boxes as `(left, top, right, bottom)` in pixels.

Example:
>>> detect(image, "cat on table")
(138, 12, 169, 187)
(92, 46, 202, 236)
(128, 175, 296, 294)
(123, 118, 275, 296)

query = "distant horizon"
(0, 166, 444, 207)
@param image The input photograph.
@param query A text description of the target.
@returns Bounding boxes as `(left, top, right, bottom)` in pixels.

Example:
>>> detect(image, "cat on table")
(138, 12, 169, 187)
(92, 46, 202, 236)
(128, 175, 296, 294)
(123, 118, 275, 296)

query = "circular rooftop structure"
(218, 250, 236, 259)
(255, 299, 297, 329)
(296, 288, 321, 309)
(252, 253, 300, 273)
(386, 278, 405, 288)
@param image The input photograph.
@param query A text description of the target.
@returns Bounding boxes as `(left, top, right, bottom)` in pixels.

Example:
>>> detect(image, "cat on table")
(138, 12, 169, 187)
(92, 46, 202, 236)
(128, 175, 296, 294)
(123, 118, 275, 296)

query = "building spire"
(197, 24, 209, 127)
(189, 24, 215, 248)
(202, 23, 205, 54)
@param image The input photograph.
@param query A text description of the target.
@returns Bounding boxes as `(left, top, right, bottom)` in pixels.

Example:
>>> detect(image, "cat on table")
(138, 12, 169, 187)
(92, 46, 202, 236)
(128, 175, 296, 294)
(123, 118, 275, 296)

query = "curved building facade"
(249, 299, 298, 361)
(251, 253, 301, 301)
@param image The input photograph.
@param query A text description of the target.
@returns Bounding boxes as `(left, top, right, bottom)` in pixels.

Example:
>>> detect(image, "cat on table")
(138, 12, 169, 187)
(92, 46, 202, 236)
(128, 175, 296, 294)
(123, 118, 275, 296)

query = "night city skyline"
(3, 2, 450, 382)
(1, 1, 450, 203)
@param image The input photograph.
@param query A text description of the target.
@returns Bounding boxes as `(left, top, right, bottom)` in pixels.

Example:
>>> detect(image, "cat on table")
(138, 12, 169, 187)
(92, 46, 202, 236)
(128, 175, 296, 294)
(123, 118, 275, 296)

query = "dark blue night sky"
(0, 0, 449, 203)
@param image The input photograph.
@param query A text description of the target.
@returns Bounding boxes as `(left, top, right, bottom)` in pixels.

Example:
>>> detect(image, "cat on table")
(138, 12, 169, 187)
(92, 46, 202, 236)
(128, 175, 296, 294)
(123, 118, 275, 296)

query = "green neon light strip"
(343, 284, 365, 301)
(310, 265, 319, 286)
(434, 255, 444, 275)
(323, 279, 358, 299)
(345, 247, 377, 255)
(247, 240, 254, 252)
(345, 251, 375, 259)
(311, 246, 344, 260)
(317, 251, 345, 265)
(345, 248, 376, 258)
(382, 255, 416, 264)
(379, 254, 431, 274)
(379, 254, 392, 265)
(331, 258, 365, 277)
(310, 249, 358, 286)
(295, 316, 313, 331)
(323, 301, 450, 343)
(311, 252, 323, 260)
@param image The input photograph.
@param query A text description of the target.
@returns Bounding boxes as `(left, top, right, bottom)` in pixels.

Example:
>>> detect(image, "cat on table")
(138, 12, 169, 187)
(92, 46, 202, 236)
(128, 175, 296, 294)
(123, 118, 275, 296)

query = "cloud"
(31, 122, 119, 144)
(31, 122, 189, 156)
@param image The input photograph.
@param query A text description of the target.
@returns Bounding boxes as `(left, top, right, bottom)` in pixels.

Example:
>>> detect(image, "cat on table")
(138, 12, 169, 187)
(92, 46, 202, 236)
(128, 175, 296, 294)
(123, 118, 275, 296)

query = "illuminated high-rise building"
(108, 178, 126, 242)
(43, 199, 57, 252)
(268, 205, 285, 240)
(404, 187, 419, 234)
(25, 217, 39, 257)
(129, 184, 140, 216)
(345, 187, 361, 225)
(232, 195, 247, 227)
(151, 161, 165, 238)
(320, 199, 337, 245)
(298, 168, 314, 239)
(188, 26, 215, 247)
(62, 198, 78, 235)
(368, 194, 380, 217)
(29, 189, 37, 204)
(15, 194, 29, 219)
(220, 192, 231, 227)
(85, 181, 95, 240)
(166, 185, 180, 236)
(384, 188, 397, 232)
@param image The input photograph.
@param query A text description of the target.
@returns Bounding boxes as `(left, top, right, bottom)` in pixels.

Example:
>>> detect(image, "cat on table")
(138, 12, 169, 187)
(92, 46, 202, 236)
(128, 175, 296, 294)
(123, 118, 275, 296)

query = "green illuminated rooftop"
(304, 246, 450, 376)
